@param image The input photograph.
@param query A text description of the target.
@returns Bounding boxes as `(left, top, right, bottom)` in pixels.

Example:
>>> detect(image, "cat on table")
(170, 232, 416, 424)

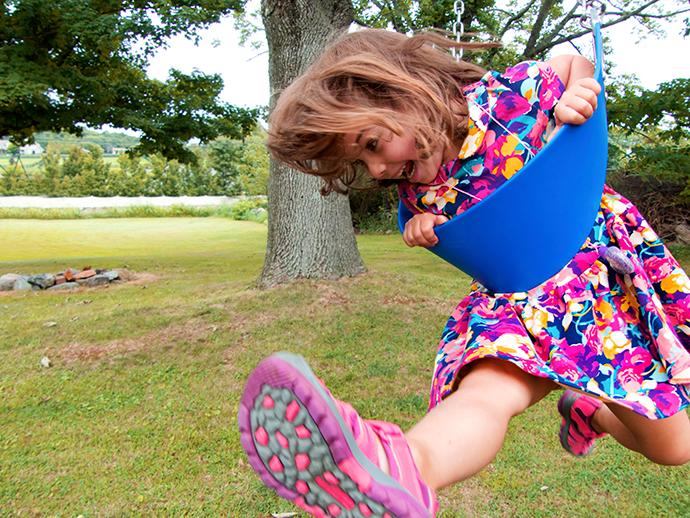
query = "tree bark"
(258, 0, 365, 288)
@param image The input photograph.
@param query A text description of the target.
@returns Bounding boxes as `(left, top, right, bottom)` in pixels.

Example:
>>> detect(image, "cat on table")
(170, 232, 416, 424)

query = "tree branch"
(499, 0, 540, 38)
(529, 0, 673, 57)
(605, 7, 690, 18)
(538, 3, 580, 52)
(523, 0, 558, 58)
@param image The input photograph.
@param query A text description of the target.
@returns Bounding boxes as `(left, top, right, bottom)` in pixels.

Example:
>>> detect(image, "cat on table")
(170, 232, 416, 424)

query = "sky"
(144, 8, 690, 112)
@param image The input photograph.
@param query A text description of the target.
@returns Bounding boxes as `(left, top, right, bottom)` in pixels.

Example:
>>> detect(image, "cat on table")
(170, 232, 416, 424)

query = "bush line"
(0, 198, 268, 223)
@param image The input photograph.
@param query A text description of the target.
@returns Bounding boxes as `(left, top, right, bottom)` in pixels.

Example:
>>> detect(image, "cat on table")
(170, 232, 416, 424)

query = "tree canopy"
(351, 0, 689, 69)
(606, 77, 690, 205)
(0, 0, 260, 163)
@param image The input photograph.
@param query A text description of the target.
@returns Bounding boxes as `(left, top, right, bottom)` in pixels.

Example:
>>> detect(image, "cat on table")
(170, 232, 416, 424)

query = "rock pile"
(0, 267, 131, 292)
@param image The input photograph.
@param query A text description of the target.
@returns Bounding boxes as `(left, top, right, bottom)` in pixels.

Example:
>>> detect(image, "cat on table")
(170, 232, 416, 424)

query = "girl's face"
(344, 127, 456, 185)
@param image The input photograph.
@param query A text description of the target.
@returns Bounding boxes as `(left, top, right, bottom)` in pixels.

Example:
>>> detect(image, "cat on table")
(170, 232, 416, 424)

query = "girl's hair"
(267, 29, 490, 195)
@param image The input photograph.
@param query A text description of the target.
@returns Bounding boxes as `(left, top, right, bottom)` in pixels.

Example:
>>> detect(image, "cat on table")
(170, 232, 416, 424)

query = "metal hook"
(580, 0, 606, 29)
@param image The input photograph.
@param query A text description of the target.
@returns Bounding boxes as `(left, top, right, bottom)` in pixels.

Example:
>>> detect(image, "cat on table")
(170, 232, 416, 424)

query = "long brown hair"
(267, 29, 490, 194)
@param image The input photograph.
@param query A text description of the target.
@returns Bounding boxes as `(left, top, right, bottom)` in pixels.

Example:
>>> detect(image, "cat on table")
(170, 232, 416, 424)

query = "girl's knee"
(646, 434, 690, 466)
(627, 410, 690, 466)
(459, 359, 556, 411)
(646, 443, 690, 466)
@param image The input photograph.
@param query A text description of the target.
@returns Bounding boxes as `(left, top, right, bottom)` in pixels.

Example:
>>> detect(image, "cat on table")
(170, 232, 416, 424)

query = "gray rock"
(28, 273, 56, 289)
(104, 270, 119, 281)
(0, 273, 19, 291)
(77, 274, 109, 287)
(47, 282, 80, 291)
(13, 276, 32, 291)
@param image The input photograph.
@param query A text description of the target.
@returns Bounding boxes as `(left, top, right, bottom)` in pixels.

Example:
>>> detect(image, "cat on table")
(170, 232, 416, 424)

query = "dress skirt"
(430, 186, 690, 419)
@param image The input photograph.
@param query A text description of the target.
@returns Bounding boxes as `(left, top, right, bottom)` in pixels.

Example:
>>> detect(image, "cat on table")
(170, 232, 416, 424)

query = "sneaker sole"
(238, 352, 433, 518)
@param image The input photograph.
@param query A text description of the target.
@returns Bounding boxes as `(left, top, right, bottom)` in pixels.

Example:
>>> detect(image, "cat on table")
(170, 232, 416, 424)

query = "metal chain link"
(580, 0, 606, 29)
(579, 0, 606, 70)
(451, 0, 465, 61)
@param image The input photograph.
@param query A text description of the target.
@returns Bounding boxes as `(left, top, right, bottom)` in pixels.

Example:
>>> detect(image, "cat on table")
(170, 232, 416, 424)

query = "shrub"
(0, 199, 268, 222)
(219, 197, 268, 223)
(349, 185, 399, 234)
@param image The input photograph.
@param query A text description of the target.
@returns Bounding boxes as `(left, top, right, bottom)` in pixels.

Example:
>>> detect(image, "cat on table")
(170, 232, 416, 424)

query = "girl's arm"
(545, 55, 602, 134)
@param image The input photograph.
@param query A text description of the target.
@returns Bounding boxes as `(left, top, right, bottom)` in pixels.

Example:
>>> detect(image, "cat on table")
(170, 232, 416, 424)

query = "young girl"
(238, 29, 690, 518)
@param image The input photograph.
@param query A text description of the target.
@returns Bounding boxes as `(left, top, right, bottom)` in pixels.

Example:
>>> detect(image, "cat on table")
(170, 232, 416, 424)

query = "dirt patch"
(60, 338, 147, 363)
(310, 282, 352, 311)
(57, 319, 219, 364)
(54, 308, 278, 365)
(437, 476, 508, 517)
(381, 294, 454, 314)
(222, 310, 276, 330)
(127, 272, 159, 285)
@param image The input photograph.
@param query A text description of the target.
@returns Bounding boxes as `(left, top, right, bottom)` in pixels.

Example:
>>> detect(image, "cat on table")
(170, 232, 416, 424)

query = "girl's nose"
(366, 160, 387, 179)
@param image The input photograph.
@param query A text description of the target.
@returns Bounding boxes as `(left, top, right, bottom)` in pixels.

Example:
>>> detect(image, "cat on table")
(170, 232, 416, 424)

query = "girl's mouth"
(401, 161, 415, 180)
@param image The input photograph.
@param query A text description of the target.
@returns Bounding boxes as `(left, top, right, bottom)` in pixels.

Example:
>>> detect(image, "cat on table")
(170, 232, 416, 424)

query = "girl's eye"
(365, 139, 378, 152)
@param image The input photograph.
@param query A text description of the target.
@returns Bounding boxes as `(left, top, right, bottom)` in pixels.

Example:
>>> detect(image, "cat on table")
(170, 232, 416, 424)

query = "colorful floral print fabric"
(430, 187, 690, 419)
(395, 62, 690, 419)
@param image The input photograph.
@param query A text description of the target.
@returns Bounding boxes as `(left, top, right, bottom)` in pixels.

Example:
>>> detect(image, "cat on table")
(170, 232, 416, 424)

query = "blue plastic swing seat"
(398, 24, 608, 294)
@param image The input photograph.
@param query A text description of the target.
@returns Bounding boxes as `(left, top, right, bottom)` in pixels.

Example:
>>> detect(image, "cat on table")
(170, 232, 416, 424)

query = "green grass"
(1, 218, 689, 517)
(0, 218, 267, 263)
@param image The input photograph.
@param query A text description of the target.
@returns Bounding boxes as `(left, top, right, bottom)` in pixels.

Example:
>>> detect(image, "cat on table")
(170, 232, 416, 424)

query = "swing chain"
(579, 0, 606, 29)
(451, 0, 465, 61)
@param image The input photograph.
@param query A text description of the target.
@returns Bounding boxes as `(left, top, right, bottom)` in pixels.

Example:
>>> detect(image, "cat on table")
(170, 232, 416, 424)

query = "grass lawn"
(1, 218, 689, 517)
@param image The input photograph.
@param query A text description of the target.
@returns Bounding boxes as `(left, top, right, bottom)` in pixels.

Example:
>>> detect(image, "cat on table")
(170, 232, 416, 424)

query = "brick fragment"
(73, 269, 96, 280)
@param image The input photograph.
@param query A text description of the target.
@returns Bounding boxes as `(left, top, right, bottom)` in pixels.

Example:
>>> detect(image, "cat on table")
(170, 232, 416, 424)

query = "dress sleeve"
(397, 63, 566, 219)
(498, 61, 565, 115)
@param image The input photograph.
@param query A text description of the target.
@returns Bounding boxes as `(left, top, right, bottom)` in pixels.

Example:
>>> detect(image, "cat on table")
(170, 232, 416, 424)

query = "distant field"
(0, 154, 123, 173)
(0, 155, 43, 172)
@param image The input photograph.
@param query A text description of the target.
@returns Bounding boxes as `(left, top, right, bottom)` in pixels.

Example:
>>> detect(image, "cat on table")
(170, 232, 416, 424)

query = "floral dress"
(398, 62, 690, 419)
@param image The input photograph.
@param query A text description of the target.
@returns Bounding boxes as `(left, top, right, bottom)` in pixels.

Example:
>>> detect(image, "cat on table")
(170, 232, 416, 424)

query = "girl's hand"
(548, 78, 601, 141)
(556, 77, 601, 125)
(403, 212, 449, 248)
(544, 54, 600, 141)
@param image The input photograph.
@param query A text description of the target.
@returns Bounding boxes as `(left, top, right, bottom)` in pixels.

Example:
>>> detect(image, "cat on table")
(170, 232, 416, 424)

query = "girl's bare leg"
(592, 401, 690, 465)
(404, 358, 557, 490)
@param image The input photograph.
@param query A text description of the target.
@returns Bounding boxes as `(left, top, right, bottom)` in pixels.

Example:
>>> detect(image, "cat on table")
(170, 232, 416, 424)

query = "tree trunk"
(258, 0, 365, 288)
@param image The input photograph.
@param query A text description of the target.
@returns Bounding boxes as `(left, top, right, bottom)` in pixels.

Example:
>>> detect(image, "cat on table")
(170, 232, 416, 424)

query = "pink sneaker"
(557, 390, 606, 456)
(238, 352, 438, 518)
